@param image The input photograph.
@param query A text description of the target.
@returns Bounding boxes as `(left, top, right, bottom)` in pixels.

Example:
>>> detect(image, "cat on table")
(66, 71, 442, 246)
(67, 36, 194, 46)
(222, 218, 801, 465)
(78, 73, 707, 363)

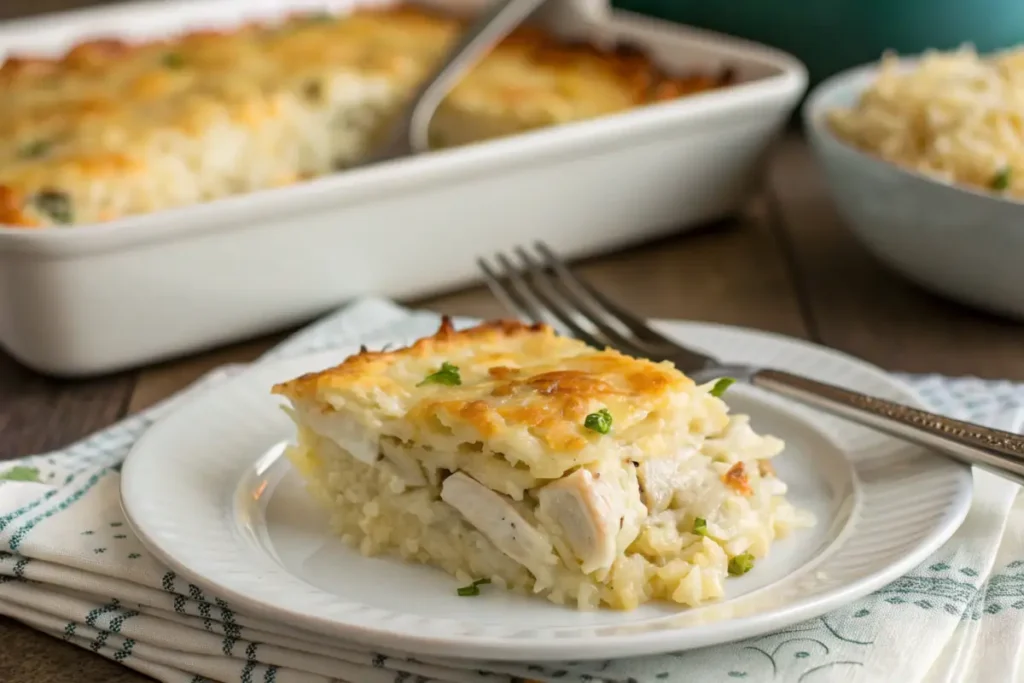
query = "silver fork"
(478, 242, 1024, 486)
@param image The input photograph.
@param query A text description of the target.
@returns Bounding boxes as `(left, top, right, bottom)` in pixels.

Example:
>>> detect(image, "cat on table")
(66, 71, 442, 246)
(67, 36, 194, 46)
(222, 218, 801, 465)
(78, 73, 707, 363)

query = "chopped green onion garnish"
(19, 140, 52, 159)
(728, 553, 755, 576)
(456, 578, 491, 596)
(34, 190, 73, 225)
(584, 408, 613, 435)
(418, 362, 461, 387)
(709, 377, 735, 398)
(693, 517, 708, 536)
(0, 466, 40, 483)
(992, 167, 1012, 191)
(162, 52, 185, 69)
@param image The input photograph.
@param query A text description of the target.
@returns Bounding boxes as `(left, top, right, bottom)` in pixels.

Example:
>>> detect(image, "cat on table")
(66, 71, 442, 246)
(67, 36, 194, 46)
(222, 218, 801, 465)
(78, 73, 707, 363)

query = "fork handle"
(751, 368, 1024, 484)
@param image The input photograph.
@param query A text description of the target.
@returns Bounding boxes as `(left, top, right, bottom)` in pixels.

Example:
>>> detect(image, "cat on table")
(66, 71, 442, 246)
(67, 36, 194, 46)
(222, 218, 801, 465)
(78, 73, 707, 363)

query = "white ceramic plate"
(120, 319, 972, 662)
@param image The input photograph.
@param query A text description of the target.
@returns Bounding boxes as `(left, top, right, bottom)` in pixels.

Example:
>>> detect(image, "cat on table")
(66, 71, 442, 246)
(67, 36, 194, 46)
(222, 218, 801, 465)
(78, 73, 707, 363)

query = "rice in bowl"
(827, 46, 1024, 199)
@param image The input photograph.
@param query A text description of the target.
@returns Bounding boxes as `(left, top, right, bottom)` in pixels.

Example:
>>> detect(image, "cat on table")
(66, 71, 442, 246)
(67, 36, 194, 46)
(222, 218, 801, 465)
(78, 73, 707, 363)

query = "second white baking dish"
(0, 0, 807, 376)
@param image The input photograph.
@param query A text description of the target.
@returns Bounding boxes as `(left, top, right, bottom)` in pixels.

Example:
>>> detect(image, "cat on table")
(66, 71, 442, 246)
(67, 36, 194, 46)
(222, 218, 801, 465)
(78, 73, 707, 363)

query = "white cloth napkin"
(1, 297, 1023, 683)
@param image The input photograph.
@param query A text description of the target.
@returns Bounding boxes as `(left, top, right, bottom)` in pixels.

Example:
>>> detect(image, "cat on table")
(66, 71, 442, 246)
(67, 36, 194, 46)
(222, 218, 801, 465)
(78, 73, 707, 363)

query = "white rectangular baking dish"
(0, 0, 807, 377)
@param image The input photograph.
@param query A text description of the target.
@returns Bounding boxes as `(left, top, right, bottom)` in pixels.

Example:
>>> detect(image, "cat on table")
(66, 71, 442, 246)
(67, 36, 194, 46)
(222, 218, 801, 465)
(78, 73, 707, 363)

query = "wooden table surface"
(4, 2, 1024, 682)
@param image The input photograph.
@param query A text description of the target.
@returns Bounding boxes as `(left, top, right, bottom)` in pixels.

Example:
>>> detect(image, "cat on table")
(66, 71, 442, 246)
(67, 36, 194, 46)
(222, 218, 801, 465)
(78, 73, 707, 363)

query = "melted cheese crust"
(273, 318, 730, 479)
(0, 5, 730, 228)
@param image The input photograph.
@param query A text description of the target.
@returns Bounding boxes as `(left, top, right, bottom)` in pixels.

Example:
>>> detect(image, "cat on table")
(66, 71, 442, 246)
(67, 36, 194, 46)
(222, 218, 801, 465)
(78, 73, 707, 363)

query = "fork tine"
(533, 241, 692, 351)
(495, 252, 561, 329)
(503, 252, 611, 350)
(477, 257, 544, 324)
(514, 247, 650, 358)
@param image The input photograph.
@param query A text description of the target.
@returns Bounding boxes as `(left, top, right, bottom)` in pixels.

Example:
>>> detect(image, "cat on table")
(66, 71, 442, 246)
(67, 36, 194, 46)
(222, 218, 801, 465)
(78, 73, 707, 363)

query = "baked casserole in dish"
(0, 0, 806, 377)
(0, 4, 730, 228)
(273, 318, 814, 610)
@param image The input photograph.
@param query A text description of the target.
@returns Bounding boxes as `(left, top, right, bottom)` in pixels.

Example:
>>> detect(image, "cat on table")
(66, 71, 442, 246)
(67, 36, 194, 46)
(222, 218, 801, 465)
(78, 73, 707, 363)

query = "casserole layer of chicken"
(272, 318, 813, 610)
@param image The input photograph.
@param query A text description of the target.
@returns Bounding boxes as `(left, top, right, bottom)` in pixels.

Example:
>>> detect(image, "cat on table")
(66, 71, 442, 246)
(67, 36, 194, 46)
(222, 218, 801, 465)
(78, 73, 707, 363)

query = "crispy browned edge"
(0, 4, 733, 228)
(271, 316, 552, 401)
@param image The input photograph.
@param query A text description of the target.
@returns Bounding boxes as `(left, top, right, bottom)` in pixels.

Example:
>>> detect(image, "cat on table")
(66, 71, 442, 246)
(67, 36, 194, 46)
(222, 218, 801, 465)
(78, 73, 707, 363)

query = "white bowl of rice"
(803, 46, 1024, 320)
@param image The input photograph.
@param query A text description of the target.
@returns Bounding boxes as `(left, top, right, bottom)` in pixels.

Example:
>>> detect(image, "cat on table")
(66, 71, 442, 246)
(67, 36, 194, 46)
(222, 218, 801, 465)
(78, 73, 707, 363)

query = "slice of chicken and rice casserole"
(272, 318, 815, 610)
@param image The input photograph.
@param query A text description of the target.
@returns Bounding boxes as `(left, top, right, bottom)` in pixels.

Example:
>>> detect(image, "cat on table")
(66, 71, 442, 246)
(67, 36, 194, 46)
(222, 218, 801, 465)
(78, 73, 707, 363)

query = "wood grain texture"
(126, 335, 283, 414)
(0, 620, 143, 683)
(0, 0, 128, 20)
(0, 352, 134, 462)
(770, 136, 1024, 380)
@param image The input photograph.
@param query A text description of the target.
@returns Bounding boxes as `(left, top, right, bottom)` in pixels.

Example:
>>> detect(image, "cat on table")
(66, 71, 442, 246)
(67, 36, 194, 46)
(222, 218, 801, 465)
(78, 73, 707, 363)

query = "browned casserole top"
(0, 5, 731, 228)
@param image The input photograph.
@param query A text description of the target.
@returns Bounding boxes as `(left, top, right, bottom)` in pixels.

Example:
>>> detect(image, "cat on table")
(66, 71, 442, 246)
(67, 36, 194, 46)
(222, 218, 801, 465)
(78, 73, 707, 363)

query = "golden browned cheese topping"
(409, 349, 684, 452)
(723, 461, 752, 496)
(274, 318, 728, 475)
(0, 5, 731, 228)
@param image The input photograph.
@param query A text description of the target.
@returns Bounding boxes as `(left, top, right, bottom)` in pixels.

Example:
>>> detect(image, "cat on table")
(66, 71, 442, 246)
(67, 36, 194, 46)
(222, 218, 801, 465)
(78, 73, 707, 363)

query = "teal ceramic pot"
(612, 0, 1024, 87)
